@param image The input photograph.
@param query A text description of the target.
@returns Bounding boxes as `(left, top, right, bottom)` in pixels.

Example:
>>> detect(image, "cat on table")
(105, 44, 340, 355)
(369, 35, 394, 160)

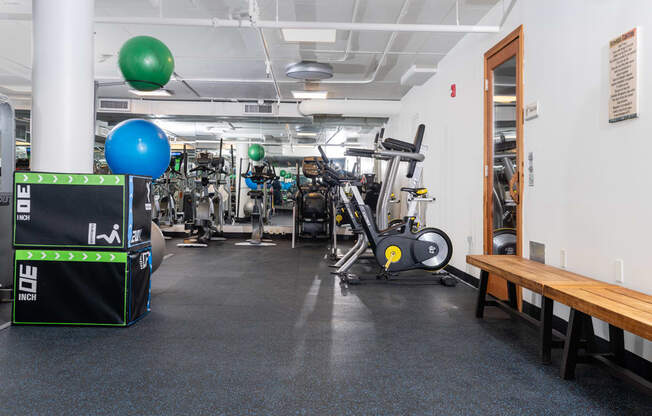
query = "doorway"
(483, 26, 524, 300)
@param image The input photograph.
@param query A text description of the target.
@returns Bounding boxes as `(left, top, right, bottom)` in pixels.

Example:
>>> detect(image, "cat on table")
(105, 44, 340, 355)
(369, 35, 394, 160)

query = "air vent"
(297, 137, 317, 144)
(244, 104, 274, 114)
(98, 98, 131, 112)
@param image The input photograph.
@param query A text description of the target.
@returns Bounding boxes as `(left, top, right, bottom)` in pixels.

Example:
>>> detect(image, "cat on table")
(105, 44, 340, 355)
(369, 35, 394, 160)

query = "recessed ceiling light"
(291, 90, 328, 100)
(281, 28, 336, 43)
(296, 132, 317, 137)
(128, 89, 172, 97)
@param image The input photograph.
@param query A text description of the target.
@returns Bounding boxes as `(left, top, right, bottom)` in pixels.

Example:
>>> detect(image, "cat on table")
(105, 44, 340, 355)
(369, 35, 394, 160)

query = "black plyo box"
(12, 247, 152, 326)
(13, 172, 152, 250)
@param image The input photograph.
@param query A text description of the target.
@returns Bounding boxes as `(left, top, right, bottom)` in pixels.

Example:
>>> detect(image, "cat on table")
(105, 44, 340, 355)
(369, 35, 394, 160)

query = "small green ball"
(119, 36, 175, 91)
(248, 144, 265, 161)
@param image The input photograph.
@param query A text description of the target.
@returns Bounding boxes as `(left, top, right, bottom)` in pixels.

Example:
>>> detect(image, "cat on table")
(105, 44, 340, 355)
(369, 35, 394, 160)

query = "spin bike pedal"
(376, 270, 398, 280)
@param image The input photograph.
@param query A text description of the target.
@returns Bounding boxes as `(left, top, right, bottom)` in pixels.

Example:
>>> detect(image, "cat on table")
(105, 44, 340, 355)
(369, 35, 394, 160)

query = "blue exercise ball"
(245, 175, 260, 190)
(281, 181, 293, 191)
(105, 119, 171, 179)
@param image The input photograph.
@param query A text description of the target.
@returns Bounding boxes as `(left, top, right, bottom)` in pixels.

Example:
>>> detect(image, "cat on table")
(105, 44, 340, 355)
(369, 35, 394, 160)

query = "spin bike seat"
(382, 138, 416, 153)
(400, 187, 428, 196)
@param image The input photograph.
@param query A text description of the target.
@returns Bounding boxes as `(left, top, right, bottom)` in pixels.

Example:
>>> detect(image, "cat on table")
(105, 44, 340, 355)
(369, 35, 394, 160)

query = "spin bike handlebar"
(242, 171, 277, 183)
(316, 146, 359, 186)
(190, 165, 217, 175)
(317, 145, 330, 164)
(345, 147, 424, 162)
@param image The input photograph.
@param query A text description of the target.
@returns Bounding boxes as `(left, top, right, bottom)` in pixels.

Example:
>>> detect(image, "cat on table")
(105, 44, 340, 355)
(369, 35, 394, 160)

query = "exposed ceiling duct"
(298, 100, 401, 117)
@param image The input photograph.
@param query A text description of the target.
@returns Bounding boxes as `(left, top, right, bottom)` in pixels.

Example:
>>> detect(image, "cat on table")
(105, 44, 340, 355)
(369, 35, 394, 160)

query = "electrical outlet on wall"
(614, 259, 624, 283)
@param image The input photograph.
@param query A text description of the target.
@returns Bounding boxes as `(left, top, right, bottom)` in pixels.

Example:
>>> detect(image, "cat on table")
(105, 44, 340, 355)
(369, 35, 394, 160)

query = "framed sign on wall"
(609, 28, 638, 123)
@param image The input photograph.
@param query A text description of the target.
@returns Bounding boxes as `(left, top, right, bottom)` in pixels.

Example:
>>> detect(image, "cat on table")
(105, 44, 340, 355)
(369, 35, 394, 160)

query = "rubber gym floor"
(0, 239, 651, 415)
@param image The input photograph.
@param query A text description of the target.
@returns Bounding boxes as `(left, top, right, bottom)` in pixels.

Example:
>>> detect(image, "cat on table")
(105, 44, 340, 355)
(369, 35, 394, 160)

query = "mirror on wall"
(491, 56, 517, 255)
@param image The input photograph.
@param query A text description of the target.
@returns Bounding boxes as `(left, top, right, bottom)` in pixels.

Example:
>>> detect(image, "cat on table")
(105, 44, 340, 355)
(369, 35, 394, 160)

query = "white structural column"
(31, 0, 95, 173)
(236, 143, 250, 219)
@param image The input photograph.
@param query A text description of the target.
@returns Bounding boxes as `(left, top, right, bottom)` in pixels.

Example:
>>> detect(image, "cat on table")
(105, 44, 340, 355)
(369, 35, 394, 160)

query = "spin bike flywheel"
(415, 228, 453, 270)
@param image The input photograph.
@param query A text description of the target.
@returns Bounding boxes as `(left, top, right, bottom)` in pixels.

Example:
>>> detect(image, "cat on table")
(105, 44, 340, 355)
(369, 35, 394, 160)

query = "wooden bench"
(468, 255, 612, 363)
(467, 254, 652, 389)
(544, 284, 652, 385)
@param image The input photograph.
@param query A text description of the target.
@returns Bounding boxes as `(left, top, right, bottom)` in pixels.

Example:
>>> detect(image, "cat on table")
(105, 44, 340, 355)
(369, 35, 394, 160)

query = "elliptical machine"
(237, 160, 277, 246)
(210, 139, 229, 238)
(178, 151, 223, 247)
(322, 125, 453, 284)
(153, 151, 185, 227)
(295, 156, 330, 238)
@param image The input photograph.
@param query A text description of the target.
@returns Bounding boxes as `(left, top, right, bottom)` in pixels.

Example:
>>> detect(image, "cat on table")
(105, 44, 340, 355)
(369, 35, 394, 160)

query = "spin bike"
(238, 160, 277, 246)
(319, 126, 453, 284)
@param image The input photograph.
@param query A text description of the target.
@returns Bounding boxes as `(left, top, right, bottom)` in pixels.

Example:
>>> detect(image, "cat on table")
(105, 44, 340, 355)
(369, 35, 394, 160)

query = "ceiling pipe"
(317, 0, 411, 85)
(173, 71, 201, 97)
(88, 15, 500, 33)
(500, 0, 518, 26)
(331, 0, 360, 62)
(301, 49, 446, 57)
(99, 75, 399, 85)
(250, 0, 282, 102)
(0, 10, 501, 33)
(256, 27, 282, 102)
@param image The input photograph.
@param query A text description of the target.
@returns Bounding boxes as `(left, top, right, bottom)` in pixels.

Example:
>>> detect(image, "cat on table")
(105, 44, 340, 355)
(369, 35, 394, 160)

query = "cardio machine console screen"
(170, 152, 183, 172)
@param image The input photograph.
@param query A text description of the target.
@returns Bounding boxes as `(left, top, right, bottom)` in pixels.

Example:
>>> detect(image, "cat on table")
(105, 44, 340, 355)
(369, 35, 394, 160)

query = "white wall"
(386, 0, 652, 360)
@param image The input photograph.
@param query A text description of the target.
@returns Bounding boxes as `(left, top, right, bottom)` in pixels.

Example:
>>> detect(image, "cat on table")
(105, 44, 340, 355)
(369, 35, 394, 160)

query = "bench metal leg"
(475, 270, 489, 318)
(539, 296, 553, 364)
(583, 314, 597, 353)
(609, 324, 625, 365)
(561, 308, 590, 379)
(507, 281, 518, 309)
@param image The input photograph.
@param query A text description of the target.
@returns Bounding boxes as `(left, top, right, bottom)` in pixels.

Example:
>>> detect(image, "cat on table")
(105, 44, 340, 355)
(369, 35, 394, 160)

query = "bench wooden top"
(544, 285, 652, 340)
(466, 255, 611, 294)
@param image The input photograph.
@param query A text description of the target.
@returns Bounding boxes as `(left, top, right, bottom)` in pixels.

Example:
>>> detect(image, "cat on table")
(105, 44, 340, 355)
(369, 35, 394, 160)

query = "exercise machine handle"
(317, 145, 330, 164)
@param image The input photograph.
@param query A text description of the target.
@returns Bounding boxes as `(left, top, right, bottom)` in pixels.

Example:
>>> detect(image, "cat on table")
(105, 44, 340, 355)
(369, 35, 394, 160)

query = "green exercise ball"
(280, 169, 287, 177)
(119, 36, 175, 91)
(248, 144, 265, 161)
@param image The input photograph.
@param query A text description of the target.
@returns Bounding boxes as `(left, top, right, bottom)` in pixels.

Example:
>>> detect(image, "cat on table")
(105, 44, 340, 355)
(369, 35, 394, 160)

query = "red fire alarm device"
(450, 84, 456, 97)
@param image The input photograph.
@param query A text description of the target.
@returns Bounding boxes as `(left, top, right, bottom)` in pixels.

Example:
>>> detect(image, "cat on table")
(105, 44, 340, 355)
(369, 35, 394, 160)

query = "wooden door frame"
(483, 26, 524, 303)
(483, 25, 524, 257)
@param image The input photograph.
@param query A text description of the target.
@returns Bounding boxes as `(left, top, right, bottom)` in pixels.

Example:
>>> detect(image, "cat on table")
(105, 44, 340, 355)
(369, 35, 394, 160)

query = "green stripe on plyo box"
(15, 173, 124, 186)
(15, 250, 127, 263)
(12, 321, 126, 327)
